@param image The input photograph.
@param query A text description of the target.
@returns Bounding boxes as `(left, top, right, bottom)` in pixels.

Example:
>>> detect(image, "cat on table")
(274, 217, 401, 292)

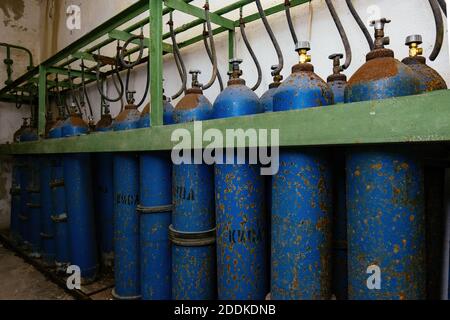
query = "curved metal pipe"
(118, 30, 144, 69)
(125, 59, 150, 108)
(239, 15, 262, 91)
(284, 0, 298, 47)
(169, 14, 188, 99)
(345, 0, 374, 50)
(437, 0, 447, 16)
(429, 0, 445, 61)
(202, 1, 219, 90)
(96, 62, 124, 103)
(80, 60, 94, 119)
(203, 23, 224, 91)
(255, 0, 284, 76)
(325, 0, 352, 70)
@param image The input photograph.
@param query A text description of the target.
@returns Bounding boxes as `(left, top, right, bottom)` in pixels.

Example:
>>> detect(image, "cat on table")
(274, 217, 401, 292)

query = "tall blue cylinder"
(112, 105, 141, 299)
(328, 67, 348, 300)
(40, 155, 56, 265)
(62, 114, 98, 282)
(346, 41, 424, 299)
(21, 128, 41, 257)
(213, 72, 267, 300)
(94, 114, 114, 270)
(139, 99, 174, 300)
(272, 58, 334, 300)
(10, 163, 21, 242)
(49, 120, 71, 271)
(171, 85, 216, 300)
(10, 123, 26, 243)
(402, 42, 448, 300)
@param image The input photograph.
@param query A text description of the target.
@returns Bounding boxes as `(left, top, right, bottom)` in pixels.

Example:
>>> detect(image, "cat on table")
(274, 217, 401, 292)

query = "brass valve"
(296, 41, 311, 64)
(405, 35, 424, 57)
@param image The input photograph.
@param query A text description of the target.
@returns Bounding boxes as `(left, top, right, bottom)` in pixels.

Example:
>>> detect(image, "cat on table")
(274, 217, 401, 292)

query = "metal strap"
(136, 204, 172, 215)
(26, 203, 41, 209)
(168, 224, 216, 247)
(51, 213, 68, 223)
(49, 179, 64, 188)
(18, 214, 28, 221)
(27, 188, 40, 194)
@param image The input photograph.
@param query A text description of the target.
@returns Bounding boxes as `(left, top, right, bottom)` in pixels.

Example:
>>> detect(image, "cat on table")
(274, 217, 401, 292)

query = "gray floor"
(0, 244, 73, 300)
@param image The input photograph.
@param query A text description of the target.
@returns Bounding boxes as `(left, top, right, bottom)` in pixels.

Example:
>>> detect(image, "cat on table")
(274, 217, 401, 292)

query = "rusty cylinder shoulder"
(292, 63, 314, 73)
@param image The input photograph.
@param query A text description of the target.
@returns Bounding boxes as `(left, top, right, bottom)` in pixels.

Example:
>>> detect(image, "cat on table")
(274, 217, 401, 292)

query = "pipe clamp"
(169, 225, 216, 247)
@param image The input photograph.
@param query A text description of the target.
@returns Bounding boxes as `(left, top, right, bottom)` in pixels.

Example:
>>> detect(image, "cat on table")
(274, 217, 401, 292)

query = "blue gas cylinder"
(402, 35, 448, 300)
(48, 119, 71, 272)
(213, 59, 267, 300)
(20, 126, 41, 258)
(139, 96, 174, 300)
(93, 113, 114, 271)
(139, 96, 175, 128)
(40, 121, 57, 265)
(62, 113, 98, 282)
(171, 70, 216, 300)
(272, 42, 334, 300)
(326, 53, 348, 300)
(327, 53, 347, 104)
(112, 97, 141, 300)
(10, 120, 27, 244)
(260, 66, 283, 113)
(345, 19, 424, 300)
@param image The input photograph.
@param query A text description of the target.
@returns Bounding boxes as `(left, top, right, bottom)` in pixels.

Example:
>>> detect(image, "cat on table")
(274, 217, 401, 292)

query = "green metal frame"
(0, 0, 449, 155)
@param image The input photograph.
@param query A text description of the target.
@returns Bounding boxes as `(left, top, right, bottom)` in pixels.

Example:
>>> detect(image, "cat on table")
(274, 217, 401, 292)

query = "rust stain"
(0, 0, 25, 26)
(349, 57, 398, 85)
(177, 92, 201, 110)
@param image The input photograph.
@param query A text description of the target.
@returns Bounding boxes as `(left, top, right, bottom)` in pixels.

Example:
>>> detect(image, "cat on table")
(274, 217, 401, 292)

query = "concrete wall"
(0, 0, 44, 229)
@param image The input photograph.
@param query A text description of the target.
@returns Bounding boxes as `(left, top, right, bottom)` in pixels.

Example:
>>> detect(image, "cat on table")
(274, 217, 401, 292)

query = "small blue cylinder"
(272, 61, 334, 300)
(346, 47, 425, 300)
(112, 105, 141, 299)
(260, 82, 280, 113)
(213, 75, 268, 300)
(171, 86, 216, 300)
(49, 120, 71, 270)
(93, 114, 115, 270)
(40, 156, 56, 265)
(139, 99, 174, 300)
(62, 114, 99, 282)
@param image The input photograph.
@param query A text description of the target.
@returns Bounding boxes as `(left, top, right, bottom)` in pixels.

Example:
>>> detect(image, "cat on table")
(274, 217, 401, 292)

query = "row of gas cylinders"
(10, 23, 449, 300)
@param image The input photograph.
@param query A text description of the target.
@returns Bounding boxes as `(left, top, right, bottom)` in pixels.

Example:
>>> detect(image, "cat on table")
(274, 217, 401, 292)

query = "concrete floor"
(0, 244, 73, 300)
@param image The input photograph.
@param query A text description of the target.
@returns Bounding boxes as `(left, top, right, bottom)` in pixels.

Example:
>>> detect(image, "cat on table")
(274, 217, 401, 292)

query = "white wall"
(45, 0, 450, 121)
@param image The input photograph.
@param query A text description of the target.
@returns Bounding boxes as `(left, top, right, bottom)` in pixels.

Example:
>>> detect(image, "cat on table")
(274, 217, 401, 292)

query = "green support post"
(38, 65, 47, 138)
(150, 0, 164, 127)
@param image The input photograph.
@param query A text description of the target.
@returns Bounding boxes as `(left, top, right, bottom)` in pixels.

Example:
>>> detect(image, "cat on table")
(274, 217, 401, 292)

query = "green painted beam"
(47, 67, 97, 80)
(150, 0, 164, 127)
(236, 0, 310, 26)
(2, 90, 450, 155)
(164, 0, 235, 30)
(162, 0, 253, 41)
(108, 30, 173, 53)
